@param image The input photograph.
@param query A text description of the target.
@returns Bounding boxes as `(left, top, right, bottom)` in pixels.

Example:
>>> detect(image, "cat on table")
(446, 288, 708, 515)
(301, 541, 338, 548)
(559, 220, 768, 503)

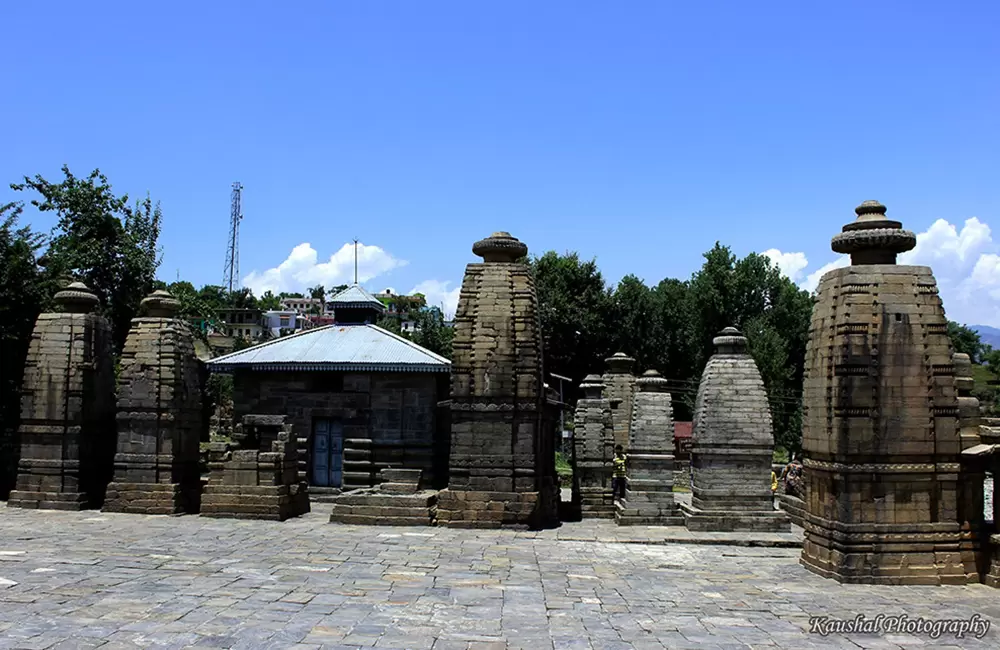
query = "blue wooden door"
(312, 419, 343, 487)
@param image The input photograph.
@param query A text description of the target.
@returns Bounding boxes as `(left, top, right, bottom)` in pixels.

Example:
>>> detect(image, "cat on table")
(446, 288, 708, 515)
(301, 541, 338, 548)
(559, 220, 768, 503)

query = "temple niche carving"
(799, 200, 981, 585)
(436, 232, 558, 529)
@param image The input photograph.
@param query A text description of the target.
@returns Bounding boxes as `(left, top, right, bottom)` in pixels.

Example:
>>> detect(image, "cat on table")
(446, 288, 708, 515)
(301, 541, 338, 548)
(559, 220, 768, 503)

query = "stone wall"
(104, 290, 205, 515)
(8, 283, 116, 510)
(231, 370, 447, 489)
(437, 232, 558, 529)
(800, 201, 981, 585)
(201, 415, 309, 520)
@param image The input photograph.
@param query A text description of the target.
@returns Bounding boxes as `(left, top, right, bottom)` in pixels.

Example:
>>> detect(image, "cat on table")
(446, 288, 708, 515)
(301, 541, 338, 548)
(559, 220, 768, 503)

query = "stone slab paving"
(0, 506, 997, 650)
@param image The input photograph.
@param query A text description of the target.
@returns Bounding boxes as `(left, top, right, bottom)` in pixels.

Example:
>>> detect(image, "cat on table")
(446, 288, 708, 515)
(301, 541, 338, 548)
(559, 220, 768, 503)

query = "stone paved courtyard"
(0, 506, 997, 650)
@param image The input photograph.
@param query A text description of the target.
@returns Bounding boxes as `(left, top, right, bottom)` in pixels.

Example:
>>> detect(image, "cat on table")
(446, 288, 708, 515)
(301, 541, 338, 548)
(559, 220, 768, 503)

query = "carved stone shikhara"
(8, 282, 116, 510)
(682, 328, 788, 532)
(616, 370, 682, 526)
(602, 353, 637, 448)
(436, 232, 558, 529)
(800, 201, 981, 585)
(104, 290, 204, 515)
(573, 375, 614, 518)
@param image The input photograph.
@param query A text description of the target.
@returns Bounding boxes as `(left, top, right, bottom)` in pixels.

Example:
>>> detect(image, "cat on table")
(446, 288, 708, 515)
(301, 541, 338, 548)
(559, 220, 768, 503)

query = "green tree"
(227, 287, 258, 310)
(530, 251, 614, 396)
(609, 274, 660, 372)
(11, 166, 163, 354)
(408, 306, 454, 359)
(0, 203, 61, 495)
(948, 321, 984, 363)
(258, 290, 281, 311)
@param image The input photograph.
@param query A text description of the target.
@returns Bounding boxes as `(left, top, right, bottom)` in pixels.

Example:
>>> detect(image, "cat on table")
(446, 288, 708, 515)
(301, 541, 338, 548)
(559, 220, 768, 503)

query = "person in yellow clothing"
(612, 444, 628, 500)
(771, 468, 779, 509)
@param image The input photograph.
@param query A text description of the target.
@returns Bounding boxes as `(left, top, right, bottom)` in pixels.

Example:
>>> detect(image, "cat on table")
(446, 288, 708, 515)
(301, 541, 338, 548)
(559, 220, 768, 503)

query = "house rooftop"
(206, 323, 450, 373)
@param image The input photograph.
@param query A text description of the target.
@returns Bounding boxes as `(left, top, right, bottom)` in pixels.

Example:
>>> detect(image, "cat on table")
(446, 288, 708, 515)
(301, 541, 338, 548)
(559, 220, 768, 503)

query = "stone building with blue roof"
(207, 284, 451, 493)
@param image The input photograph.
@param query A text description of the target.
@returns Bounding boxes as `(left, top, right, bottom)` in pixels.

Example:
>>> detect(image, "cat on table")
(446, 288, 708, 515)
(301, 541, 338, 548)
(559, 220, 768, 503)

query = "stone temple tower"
(572, 374, 614, 518)
(8, 282, 116, 510)
(436, 232, 559, 529)
(602, 352, 637, 448)
(104, 290, 205, 515)
(800, 200, 981, 585)
(682, 327, 788, 532)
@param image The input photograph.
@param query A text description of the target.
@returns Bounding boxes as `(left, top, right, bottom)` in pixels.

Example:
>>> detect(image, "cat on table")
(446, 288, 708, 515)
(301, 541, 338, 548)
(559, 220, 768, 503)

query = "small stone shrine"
(572, 374, 614, 518)
(602, 352, 637, 448)
(329, 468, 437, 526)
(616, 370, 683, 526)
(436, 232, 559, 529)
(8, 282, 116, 510)
(201, 414, 310, 521)
(682, 327, 788, 532)
(104, 290, 204, 514)
(800, 200, 980, 585)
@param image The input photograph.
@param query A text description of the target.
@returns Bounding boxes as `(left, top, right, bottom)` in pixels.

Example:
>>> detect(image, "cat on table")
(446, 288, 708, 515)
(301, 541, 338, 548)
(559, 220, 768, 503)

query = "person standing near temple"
(612, 444, 628, 500)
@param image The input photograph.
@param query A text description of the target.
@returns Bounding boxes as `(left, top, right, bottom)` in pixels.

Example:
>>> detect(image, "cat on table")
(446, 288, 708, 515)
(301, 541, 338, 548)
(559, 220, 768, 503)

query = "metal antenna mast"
(223, 182, 243, 293)
(353, 238, 359, 284)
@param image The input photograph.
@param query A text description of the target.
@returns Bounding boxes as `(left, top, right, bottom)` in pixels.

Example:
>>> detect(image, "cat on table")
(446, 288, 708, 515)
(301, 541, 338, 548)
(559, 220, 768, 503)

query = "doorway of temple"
(311, 418, 344, 487)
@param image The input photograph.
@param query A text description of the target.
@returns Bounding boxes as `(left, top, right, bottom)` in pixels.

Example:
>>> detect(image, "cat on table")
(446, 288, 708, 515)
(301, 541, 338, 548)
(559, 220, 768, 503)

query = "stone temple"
(682, 327, 789, 532)
(616, 370, 682, 526)
(602, 352, 637, 448)
(800, 200, 981, 585)
(572, 374, 614, 518)
(436, 232, 559, 529)
(8, 282, 116, 510)
(104, 290, 205, 515)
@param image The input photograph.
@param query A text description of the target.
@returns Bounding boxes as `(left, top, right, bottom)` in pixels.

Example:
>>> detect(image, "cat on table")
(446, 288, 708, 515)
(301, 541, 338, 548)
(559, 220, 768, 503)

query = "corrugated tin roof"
(328, 284, 385, 311)
(674, 421, 693, 439)
(206, 324, 450, 373)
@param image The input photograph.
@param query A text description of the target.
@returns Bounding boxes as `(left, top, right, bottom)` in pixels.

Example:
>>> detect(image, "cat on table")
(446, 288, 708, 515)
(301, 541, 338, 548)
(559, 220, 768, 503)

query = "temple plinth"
(800, 200, 981, 585)
(436, 232, 559, 529)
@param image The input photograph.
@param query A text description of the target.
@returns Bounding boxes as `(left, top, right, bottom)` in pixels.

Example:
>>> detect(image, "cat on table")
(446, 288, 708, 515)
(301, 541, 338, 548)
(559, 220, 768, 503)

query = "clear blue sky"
(3, 2, 998, 312)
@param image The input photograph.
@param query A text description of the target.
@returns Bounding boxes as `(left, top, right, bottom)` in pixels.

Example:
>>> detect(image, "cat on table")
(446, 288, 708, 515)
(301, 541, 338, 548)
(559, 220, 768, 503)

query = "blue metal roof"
(328, 284, 385, 311)
(206, 324, 450, 373)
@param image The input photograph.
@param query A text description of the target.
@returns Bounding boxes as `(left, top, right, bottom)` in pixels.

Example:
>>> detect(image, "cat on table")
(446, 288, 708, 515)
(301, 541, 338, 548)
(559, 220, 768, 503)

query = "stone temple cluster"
(4, 204, 1000, 588)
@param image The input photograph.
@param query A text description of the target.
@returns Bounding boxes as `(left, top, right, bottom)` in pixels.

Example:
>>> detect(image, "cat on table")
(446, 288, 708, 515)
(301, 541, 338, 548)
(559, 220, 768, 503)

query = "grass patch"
(555, 451, 573, 479)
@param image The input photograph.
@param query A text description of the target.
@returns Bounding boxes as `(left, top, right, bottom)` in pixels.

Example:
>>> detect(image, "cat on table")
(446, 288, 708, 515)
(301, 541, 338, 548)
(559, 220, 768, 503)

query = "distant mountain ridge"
(972, 325, 1000, 350)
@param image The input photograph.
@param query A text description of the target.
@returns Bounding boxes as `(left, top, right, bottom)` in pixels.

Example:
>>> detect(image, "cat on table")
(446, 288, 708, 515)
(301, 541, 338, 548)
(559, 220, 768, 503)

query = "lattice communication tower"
(222, 182, 243, 293)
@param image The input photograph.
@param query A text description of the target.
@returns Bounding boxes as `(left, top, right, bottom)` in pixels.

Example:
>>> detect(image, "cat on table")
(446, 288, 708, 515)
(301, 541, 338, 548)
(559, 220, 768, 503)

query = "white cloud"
(409, 280, 461, 320)
(242, 242, 406, 295)
(766, 216, 1000, 326)
(762, 249, 809, 283)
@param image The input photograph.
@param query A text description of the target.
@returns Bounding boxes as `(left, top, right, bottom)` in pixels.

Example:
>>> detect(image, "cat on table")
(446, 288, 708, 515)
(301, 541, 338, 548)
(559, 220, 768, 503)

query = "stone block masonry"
(8, 283, 116, 510)
(617, 370, 683, 526)
(437, 232, 559, 529)
(572, 375, 614, 518)
(104, 290, 204, 515)
(329, 468, 437, 525)
(602, 353, 636, 448)
(201, 415, 309, 521)
(681, 328, 789, 533)
(800, 201, 981, 585)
